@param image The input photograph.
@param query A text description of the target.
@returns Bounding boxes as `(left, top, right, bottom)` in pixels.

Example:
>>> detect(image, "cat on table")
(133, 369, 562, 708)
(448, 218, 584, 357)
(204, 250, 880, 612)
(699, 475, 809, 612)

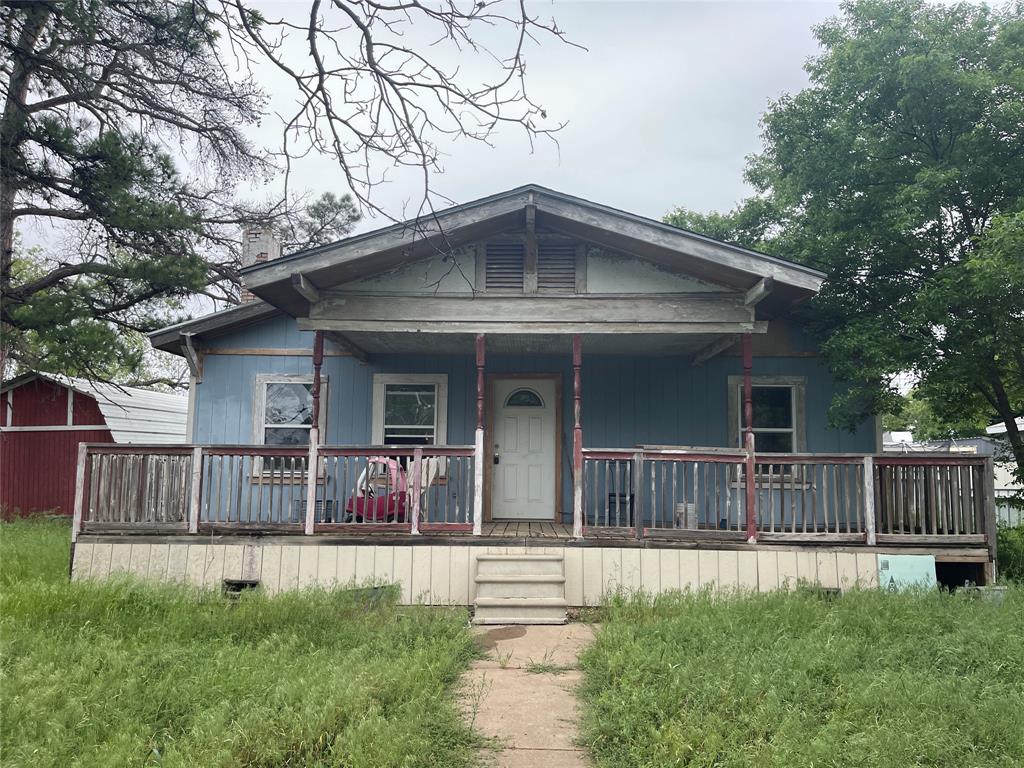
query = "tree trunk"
(1, 3, 51, 301)
(991, 374, 1024, 486)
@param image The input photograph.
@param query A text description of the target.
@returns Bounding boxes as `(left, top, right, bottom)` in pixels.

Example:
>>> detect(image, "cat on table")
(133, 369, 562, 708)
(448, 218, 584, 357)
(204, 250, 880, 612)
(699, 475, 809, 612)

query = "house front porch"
(72, 442, 999, 573)
(75, 326, 998, 594)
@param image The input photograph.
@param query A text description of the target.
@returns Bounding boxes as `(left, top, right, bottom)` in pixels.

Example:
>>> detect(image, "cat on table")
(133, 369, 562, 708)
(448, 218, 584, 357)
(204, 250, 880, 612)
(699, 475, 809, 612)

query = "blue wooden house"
(69, 185, 997, 620)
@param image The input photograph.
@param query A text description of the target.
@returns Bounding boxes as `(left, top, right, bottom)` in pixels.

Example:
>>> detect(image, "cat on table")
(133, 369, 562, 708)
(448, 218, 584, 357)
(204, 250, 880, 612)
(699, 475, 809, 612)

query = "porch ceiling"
(330, 331, 735, 356)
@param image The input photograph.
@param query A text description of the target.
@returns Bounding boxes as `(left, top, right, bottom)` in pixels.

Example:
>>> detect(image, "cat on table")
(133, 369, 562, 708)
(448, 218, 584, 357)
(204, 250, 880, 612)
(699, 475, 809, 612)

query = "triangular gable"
(333, 242, 729, 296)
(241, 184, 823, 316)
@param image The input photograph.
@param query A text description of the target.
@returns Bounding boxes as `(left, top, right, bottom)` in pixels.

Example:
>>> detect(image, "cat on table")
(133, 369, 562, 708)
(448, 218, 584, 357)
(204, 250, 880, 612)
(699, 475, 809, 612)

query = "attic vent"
(485, 242, 525, 290)
(537, 244, 576, 292)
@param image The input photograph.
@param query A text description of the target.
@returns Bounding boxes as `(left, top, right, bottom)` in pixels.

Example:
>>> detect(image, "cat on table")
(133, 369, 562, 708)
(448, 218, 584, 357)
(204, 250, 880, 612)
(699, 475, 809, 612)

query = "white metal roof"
(3, 373, 188, 444)
(986, 417, 1024, 436)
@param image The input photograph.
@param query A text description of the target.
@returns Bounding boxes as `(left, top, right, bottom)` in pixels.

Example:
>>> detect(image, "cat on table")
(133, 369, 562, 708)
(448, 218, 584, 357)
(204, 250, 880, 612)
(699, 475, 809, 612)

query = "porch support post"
(863, 456, 877, 546)
(983, 456, 997, 575)
(189, 445, 202, 534)
(572, 334, 584, 538)
(742, 333, 758, 542)
(473, 334, 485, 536)
(410, 447, 423, 536)
(305, 331, 325, 535)
(71, 443, 88, 543)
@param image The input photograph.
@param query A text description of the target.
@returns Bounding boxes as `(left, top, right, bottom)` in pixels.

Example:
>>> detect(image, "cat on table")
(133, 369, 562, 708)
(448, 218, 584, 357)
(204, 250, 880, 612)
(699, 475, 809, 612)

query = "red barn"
(0, 373, 188, 517)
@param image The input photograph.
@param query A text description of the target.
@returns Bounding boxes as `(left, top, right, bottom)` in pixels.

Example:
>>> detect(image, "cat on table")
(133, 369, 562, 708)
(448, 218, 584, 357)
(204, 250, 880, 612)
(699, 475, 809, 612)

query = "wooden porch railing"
(581, 448, 750, 539)
(72, 443, 476, 538)
(72, 443, 993, 556)
(315, 446, 475, 533)
(580, 448, 996, 551)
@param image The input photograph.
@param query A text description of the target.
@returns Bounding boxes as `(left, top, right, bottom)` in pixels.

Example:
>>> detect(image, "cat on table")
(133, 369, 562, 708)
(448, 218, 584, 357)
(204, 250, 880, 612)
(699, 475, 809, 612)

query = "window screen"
(739, 385, 795, 453)
(383, 383, 438, 445)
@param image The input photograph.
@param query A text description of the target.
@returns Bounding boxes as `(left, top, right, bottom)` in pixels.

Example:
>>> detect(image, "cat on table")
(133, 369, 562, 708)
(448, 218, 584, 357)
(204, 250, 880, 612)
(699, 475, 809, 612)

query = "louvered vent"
(485, 242, 525, 290)
(537, 244, 576, 292)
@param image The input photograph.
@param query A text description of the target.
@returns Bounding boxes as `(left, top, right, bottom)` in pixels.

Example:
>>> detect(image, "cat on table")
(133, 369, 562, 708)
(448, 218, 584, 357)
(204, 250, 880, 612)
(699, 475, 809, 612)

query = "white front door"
(491, 378, 557, 520)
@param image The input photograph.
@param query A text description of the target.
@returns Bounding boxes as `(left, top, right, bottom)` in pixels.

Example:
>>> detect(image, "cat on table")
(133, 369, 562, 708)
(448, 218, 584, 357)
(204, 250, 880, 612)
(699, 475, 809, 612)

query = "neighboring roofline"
(987, 417, 1024, 436)
(148, 300, 280, 354)
(0, 371, 182, 402)
(241, 183, 826, 281)
(0, 372, 41, 394)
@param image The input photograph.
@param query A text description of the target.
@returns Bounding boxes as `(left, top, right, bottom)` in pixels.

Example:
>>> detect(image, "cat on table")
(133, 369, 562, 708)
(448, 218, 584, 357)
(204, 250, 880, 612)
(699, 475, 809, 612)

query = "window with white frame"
(372, 374, 448, 446)
(253, 375, 327, 470)
(728, 376, 805, 454)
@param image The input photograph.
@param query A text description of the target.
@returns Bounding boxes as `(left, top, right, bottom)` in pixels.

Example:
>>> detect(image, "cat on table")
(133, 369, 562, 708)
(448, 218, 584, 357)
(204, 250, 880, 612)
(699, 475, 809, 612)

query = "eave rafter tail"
(324, 330, 369, 363)
(692, 335, 739, 366)
(291, 273, 320, 304)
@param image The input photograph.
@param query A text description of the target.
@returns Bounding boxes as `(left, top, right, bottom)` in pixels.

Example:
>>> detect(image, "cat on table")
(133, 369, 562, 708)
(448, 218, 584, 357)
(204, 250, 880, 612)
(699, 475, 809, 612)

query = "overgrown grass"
(1, 518, 480, 767)
(580, 588, 1024, 768)
(997, 524, 1024, 583)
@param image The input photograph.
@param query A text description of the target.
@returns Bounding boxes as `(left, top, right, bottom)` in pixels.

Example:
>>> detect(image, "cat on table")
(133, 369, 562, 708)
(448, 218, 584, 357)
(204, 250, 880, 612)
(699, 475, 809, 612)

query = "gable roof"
(1, 372, 188, 444)
(151, 184, 826, 352)
(241, 184, 824, 316)
(149, 299, 280, 354)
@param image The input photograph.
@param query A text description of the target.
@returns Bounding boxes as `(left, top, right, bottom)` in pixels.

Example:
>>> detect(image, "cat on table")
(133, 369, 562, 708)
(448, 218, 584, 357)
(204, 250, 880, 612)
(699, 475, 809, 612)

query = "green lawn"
(579, 588, 1024, 768)
(0, 519, 480, 767)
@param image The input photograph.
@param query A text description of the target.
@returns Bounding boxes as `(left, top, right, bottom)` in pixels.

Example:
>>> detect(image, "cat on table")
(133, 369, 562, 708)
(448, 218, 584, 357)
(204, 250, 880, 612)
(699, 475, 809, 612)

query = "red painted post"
(310, 330, 324, 427)
(572, 334, 584, 538)
(475, 334, 485, 431)
(473, 334, 485, 535)
(742, 333, 758, 541)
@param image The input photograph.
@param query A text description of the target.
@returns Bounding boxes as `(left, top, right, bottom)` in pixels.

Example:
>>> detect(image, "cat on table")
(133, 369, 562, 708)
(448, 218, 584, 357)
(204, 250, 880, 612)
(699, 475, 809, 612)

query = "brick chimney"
(239, 226, 282, 303)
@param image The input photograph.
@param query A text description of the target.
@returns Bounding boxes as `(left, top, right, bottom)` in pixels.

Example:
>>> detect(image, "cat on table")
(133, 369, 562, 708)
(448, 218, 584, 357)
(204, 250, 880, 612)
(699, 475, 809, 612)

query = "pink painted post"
(742, 333, 758, 541)
(572, 334, 584, 538)
(472, 334, 485, 535)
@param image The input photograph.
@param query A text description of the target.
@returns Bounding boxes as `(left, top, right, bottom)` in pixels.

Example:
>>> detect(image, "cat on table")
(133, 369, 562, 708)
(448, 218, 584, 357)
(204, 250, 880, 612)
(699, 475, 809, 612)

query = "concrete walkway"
(463, 624, 595, 767)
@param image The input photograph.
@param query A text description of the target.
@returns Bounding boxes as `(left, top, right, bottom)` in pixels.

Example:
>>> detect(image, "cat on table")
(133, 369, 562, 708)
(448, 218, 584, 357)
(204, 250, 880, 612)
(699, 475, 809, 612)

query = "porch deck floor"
(481, 521, 572, 538)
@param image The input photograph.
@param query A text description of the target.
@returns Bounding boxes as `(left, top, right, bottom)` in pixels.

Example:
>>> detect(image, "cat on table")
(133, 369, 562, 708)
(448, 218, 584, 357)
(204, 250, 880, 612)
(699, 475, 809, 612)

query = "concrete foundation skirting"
(71, 537, 896, 604)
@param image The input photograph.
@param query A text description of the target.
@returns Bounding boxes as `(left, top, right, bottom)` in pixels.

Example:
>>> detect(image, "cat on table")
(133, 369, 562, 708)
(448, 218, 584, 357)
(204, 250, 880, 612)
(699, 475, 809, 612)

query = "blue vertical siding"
(193, 316, 876, 524)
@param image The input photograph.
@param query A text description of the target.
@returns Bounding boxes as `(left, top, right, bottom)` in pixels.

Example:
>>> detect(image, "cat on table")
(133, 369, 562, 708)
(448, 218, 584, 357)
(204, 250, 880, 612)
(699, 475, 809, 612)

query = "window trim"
(252, 373, 328, 477)
(727, 375, 806, 454)
(371, 373, 448, 446)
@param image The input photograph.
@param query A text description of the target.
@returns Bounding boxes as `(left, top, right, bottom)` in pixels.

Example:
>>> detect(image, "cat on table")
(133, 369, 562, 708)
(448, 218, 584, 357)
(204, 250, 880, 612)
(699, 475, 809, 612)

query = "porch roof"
(306, 331, 755, 356)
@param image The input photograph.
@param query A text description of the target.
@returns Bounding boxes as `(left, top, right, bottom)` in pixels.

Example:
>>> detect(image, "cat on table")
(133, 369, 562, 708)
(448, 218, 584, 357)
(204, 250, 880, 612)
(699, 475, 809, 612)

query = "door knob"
(494, 455, 500, 465)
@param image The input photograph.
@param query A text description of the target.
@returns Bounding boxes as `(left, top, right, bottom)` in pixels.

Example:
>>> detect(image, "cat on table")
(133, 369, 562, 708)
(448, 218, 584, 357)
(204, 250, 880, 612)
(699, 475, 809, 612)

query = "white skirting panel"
(73, 540, 885, 605)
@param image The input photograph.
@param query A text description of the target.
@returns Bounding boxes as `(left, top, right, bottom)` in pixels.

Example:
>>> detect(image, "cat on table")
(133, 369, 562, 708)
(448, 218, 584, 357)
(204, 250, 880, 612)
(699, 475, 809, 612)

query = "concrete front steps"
(472, 553, 568, 625)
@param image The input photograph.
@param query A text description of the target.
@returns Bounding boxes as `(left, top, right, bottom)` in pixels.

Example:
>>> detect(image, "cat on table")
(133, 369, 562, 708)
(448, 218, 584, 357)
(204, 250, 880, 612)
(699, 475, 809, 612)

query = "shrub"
(997, 524, 1024, 583)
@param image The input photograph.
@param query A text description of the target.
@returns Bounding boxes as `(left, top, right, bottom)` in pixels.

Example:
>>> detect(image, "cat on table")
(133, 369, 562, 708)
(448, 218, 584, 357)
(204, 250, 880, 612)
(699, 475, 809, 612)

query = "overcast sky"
(254, 0, 839, 230)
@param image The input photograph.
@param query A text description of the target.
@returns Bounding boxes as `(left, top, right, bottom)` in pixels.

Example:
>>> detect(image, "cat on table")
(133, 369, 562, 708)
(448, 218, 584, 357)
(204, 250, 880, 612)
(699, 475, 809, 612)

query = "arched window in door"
(504, 388, 544, 408)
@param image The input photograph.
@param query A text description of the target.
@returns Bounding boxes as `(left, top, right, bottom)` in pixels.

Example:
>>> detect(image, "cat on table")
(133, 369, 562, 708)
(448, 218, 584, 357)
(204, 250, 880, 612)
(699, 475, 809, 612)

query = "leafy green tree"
(666, 0, 1024, 484)
(2, 0, 567, 383)
(883, 391, 990, 441)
